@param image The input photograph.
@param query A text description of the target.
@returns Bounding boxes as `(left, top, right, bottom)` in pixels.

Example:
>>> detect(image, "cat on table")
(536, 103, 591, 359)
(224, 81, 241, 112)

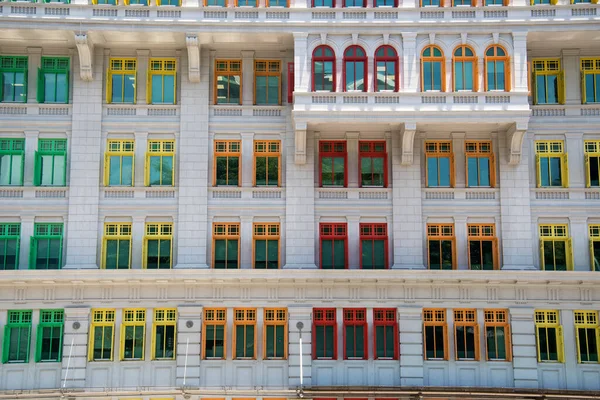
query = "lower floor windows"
(152, 308, 176, 360)
(0, 223, 20, 270)
(36, 309, 64, 362)
(2, 310, 32, 363)
(144, 223, 172, 269)
(89, 309, 115, 361)
(213, 223, 240, 269)
(265, 308, 287, 359)
(234, 308, 256, 359)
(102, 223, 132, 269)
(467, 224, 498, 270)
(253, 223, 279, 269)
(574, 311, 599, 363)
(535, 310, 564, 363)
(590, 225, 600, 271)
(121, 309, 146, 361)
(320, 223, 347, 269)
(427, 224, 455, 270)
(360, 223, 387, 269)
(454, 309, 479, 361)
(484, 310, 511, 361)
(423, 308, 448, 360)
(203, 308, 226, 359)
(539, 224, 573, 271)
(30, 223, 63, 270)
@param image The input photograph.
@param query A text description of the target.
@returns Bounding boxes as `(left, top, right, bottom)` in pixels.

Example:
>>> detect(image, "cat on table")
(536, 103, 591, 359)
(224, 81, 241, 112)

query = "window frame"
(574, 310, 600, 363)
(374, 45, 399, 92)
(203, 308, 227, 359)
(319, 141, 347, 187)
(147, 58, 177, 105)
(539, 224, 573, 271)
(104, 139, 135, 187)
(120, 309, 146, 361)
(453, 309, 480, 361)
(253, 140, 280, 187)
(319, 223, 348, 269)
(531, 59, 564, 105)
(266, 0, 289, 6)
(106, 58, 137, 104)
(465, 141, 495, 188)
(0, 223, 20, 270)
(312, 46, 336, 92)
(359, 141, 387, 188)
(359, 223, 388, 269)
(452, 45, 478, 92)
(145, 140, 175, 187)
(581, 58, 600, 104)
(29, 223, 63, 270)
(484, 45, 510, 92)
(34, 138, 67, 187)
(254, 60, 282, 105)
(589, 225, 600, 272)
(88, 309, 116, 361)
(37, 57, 70, 104)
(35, 309, 64, 363)
(343, 308, 367, 360)
(425, 141, 455, 188)
(535, 140, 568, 188)
(421, 45, 445, 92)
(143, 222, 173, 269)
(264, 308, 288, 359)
(467, 224, 498, 270)
(484, 309, 512, 361)
(2, 310, 32, 363)
(102, 223, 132, 270)
(214, 140, 241, 187)
(535, 310, 564, 363)
(253, 223, 280, 269)
(423, 308, 448, 360)
(213, 223, 241, 269)
(0, 138, 25, 186)
(373, 308, 398, 360)
(584, 140, 600, 188)
(427, 223, 456, 270)
(312, 308, 337, 360)
(343, 46, 368, 92)
(0, 56, 28, 103)
(152, 308, 177, 360)
(233, 308, 257, 359)
(214, 60, 242, 105)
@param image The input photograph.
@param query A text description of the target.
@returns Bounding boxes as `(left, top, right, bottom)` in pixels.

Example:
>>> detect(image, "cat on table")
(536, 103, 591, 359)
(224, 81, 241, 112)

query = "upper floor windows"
(254, 140, 280, 187)
(535, 140, 568, 188)
(344, 46, 367, 92)
(359, 141, 387, 187)
(148, 58, 176, 105)
(30, 223, 63, 270)
(320, 223, 347, 269)
(484, 310, 511, 361)
(584, 140, 600, 187)
(35, 139, 67, 187)
(253, 223, 280, 269)
(143, 222, 173, 269)
(205, 0, 227, 5)
(343, 309, 367, 359)
(374, 46, 398, 92)
(2, 310, 33, 363)
(107, 58, 137, 104)
(539, 224, 573, 271)
(120, 309, 146, 360)
(421, 0, 441, 6)
(427, 224, 456, 270)
(421, 46, 445, 92)
(313, 308, 337, 359)
(454, 309, 479, 361)
(375, 0, 396, 6)
(532, 59, 564, 105)
(467, 224, 498, 270)
(485, 46, 510, 92)
(203, 308, 226, 359)
(105, 139, 134, 187)
(590, 225, 600, 272)
(267, 0, 288, 6)
(213, 223, 240, 269)
(0, 56, 28, 103)
(425, 141, 454, 188)
(0, 138, 25, 186)
(581, 58, 600, 104)
(255, 60, 281, 105)
(360, 223, 388, 269)
(374, 309, 398, 359)
(319, 141, 347, 187)
(423, 308, 448, 360)
(38, 57, 69, 104)
(465, 141, 495, 188)
(313, 0, 334, 7)
(102, 223, 132, 270)
(453, 46, 477, 92)
(215, 60, 242, 105)
(146, 140, 175, 187)
(0, 223, 20, 270)
(214, 140, 241, 187)
(152, 308, 177, 360)
(313, 46, 336, 92)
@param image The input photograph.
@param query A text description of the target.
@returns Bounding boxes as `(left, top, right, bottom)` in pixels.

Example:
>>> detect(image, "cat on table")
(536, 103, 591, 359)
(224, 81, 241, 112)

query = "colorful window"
(343, 0, 365, 6)
(126, 0, 149, 4)
(532, 59, 564, 105)
(313, 308, 336, 359)
(535, 141, 568, 188)
(2, 310, 32, 363)
(465, 141, 495, 187)
(421, 46, 445, 92)
(89, 309, 115, 361)
(484, 309, 511, 361)
(234, 308, 256, 359)
(590, 225, 600, 272)
(215, 60, 242, 105)
(374, 309, 397, 359)
(343, 309, 367, 359)
(254, 223, 280, 269)
(203, 308, 226, 359)
(425, 141, 454, 187)
(213, 223, 240, 269)
(531, 0, 554, 4)
(423, 309, 447, 360)
(102, 223, 132, 270)
(574, 311, 599, 363)
(254, 140, 280, 186)
(34, 139, 67, 187)
(360, 223, 388, 269)
(453, 0, 475, 5)
(454, 309, 479, 361)
(421, 0, 440, 6)
(214, 140, 241, 187)
(104, 139, 134, 187)
(264, 309, 287, 359)
(37, 57, 69, 104)
(30, 223, 63, 270)
(107, 58, 136, 104)
(359, 141, 387, 187)
(344, 46, 367, 92)
(585, 140, 600, 188)
(157, 0, 181, 5)
(581, 58, 600, 104)
(453, 46, 477, 91)
(145, 140, 174, 187)
(374, 46, 398, 92)
(320, 223, 347, 269)
(539, 224, 572, 271)
(255, 61, 281, 105)
(0, 223, 20, 270)
(485, 0, 506, 4)
(319, 141, 347, 187)
(205, 0, 227, 5)
(35, 310, 64, 362)
(267, 0, 288, 6)
(0, 56, 28, 103)
(484, 46, 510, 91)
(313, 0, 334, 7)
(93, 0, 117, 4)
(147, 58, 176, 105)
(143, 223, 173, 269)
(236, 0, 256, 5)
(535, 310, 564, 362)
(120, 309, 145, 360)
(152, 308, 176, 360)
(467, 224, 498, 270)
(0, 138, 25, 186)
(312, 46, 336, 91)
(427, 224, 455, 270)
(375, 0, 396, 6)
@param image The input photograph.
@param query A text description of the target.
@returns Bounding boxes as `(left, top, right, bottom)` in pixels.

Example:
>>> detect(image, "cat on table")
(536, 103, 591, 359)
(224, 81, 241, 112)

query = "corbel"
(74, 32, 94, 82)
(506, 122, 528, 165)
(186, 34, 201, 83)
(295, 122, 308, 165)
(401, 122, 417, 165)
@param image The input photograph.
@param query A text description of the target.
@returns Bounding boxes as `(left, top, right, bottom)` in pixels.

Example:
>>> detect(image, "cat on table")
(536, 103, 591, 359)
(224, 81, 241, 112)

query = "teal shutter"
(64, 70, 70, 104)
(23, 69, 28, 103)
(0, 73, 4, 101)
(35, 324, 43, 362)
(33, 151, 41, 186)
(29, 237, 37, 269)
(37, 68, 45, 103)
(2, 325, 9, 363)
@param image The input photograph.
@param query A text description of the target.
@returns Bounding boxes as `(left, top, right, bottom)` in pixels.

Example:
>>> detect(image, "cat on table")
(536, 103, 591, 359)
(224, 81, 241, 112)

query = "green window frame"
(29, 223, 63, 270)
(37, 57, 69, 104)
(34, 139, 67, 187)
(102, 223, 132, 269)
(104, 139, 134, 187)
(532, 59, 564, 105)
(425, 141, 454, 187)
(213, 223, 240, 269)
(147, 58, 176, 105)
(0, 223, 20, 270)
(2, 310, 32, 363)
(0, 138, 25, 186)
(0, 56, 28, 103)
(106, 58, 137, 104)
(35, 309, 64, 362)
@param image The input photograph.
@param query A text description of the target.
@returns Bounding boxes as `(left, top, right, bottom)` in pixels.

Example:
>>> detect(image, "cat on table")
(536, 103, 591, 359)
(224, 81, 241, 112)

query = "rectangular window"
(213, 223, 240, 269)
(254, 140, 280, 187)
(467, 224, 498, 270)
(267, 0, 288, 6)
(107, 58, 137, 104)
(152, 308, 176, 360)
(144, 223, 172, 269)
(37, 57, 69, 104)
(535, 310, 564, 362)
(484, 309, 511, 361)
(532, 59, 564, 105)
(590, 225, 600, 272)
(203, 308, 226, 359)
(253, 223, 279, 269)
(105, 140, 134, 187)
(2, 310, 32, 363)
(29, 223, 63, 270)
(205, 0, 227, 5)
(264, 308, 287, 359)
(234, 308, 256, 359)
(0, 138, 25, 186)
(584, 140, 600, 188)
(319, 141, 347, 187)
(157, 0, 181, 5)
(214, 140, 241, 187)
(121, 309, 145, 360)
(539, 224, 573, 271)
(36, 309, 64, 362)
(465, 141, 495, 188)
(313, 308, 336, 359)
(89, 309, 115, 361)
(0, 56, 28, 103)
(427, 224, 455, 270)
(360, 223, 388, 269)
(454, 309, 479, 361)
(147, 58, 176, 105)
(0, 223, 20, 270)
(423, 308, 447, 360)
(425, 141, 454, 187)
(320, 223, 347, 269)
(574, 310, 599, 363)
(34, 139, 67, 187)
(255, 61, 281, 105)
(215, 60, 242, 105)
(344, 308, 367, 360)
(145, 140, 174, 187)
(374, 308, 397, 359)
(102, 223, 132, 269)
(581, 58, 600, 104)
(535, 141, 568, 188)
(359, 141, 387, 187)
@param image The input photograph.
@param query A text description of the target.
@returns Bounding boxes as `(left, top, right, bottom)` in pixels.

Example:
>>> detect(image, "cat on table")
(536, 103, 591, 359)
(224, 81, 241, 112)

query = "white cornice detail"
(186, 34, 201, 83)
(74, 32, 94, 82)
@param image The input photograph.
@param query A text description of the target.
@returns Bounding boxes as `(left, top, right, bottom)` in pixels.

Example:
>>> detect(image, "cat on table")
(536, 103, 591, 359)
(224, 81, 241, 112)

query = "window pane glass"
(372, 157, 384, 186)
(216, 157, 227, 186)
(345, 62, 355, 91)
(497, 62, 505, 90)
(441, 240, 453, 269)
(214, 240, 226, 268)
(345, 325, 355, 357)
(433, 62, 442, 91)
(266, 325, 274, 357)
(469, 241, 482, 270)
(147, 239, 158, 269)
(121, 156, 133, 186)
(423, 62, 432, 90)
(267, 76, 279, 104)
(478, 158, 490, 187)
(540, 157, 550, 186)
(105, 239, 118, 269)
(228, 157, 239, 186)
(235, 325, 245, 357)
(151, 75, 163, 103)
(589, 156, 599, 187)
(429, 240, 440, 269)
(112, 74, 123, 103)
(456, 325, 466, 358)
(425, 326, 435, 358)
(439, 157, 450, 187)
(118, 239, 130, 269)
(255, 157, 266, 186)
(40, 155, 54, 185)
(275, 325, 284, 357)
(355, 326, 365, 358)
(109, 156, 121, 186)
(455, 61, 464, 90)
(267, 240, 278, 269)
(333, 157, 345, 186)
(56, 73, 68, 103)
(45, 73, 57, 103)
(149, 156, 161, 186)
(267, 156, 278, 186)
(256, 76, 267, 104)
(52, 155, 65, 185)
(361, 157, 372, 186)
(333, 239, 345, 268)
(227, 239, 238, 268)
(159, 239, 171, 268)
(550, 157, 562, 186)
(553, 240, 567, 271)
(355, 62, 364, 91)
(215, 326, 225, 357)
(546, 327, 558, 360)
(593, 241, 600, 271)
(467, 157, 478, 187)
(481, 240, 494, 270)
(255, 239, 266, 268)
(163, 75, 175, 104)
(464, 62, 473, 90)
(536, 75, 547, 104)
(547, 74, 558, 104)
(361, 239, 373, 268)
(161, 156, 173, 186)
(486, 61, 496, 90)
(321, 239, 332, 269)
(374, 239, 385, 269)
(315, 325, 325, 357)
(427, 157, 438, 186)
(124, 74, 135, 103)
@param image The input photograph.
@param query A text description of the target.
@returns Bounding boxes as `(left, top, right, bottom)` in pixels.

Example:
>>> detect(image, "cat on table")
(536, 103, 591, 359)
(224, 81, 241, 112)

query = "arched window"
(374, 46, 398, 92)
(485, 45, 510, 92)
(421, 45, 445, 92)
(312, 45, 336, 92)
(453, 45, 477, 91)
(344, 46, 367, 92)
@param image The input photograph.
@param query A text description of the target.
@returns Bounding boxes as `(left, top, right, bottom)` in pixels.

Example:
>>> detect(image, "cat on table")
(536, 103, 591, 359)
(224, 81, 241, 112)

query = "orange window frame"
(484, 309, 512, 361)
(423, 308, 448, 360)
(313, 308, 337, 359)
(454, 309, 480, 361)
(212, 223, 241, 269)
(319, 223, 348, 269)
(213, 140, 241, 187)
(427, 223, 457, 270)
(425, 141, 455, 188)
(452, 45, 478, 92)
(214, 60, 242, 105)
(421, 45, 446, 92)
(373, 308, 398, 359)
(233, 308, 257, 359)
(359, 223, 388, 269)
(264, 308, 288, 359)
(467, 224, 499, 270)
(202, 308, 227, 359)
(343, 308, 367, 360)
(253, 223, 280, 269)
(484, 45, 511, 92)
(465, 141, 496, 188)
(254, 61, 282, 105)
(358, 141, 388, 188)
(253, 140, 281, 187)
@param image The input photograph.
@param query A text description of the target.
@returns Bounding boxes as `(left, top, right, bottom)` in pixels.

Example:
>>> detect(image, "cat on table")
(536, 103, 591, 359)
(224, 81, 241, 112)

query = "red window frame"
(312, 45, 336, 92)
(312, 308, 337, 360)
(343, 46, 368, 92)
(374, 45, 399, 92)
(319, 141, 348, 187)
(373, 308, 398, 359)
(319, 223, 348, 269)
(343, 308, 368, 360)
(358, 141, 388, 188)
(359, 223, 389, 269)
(287, 62, 294, 104)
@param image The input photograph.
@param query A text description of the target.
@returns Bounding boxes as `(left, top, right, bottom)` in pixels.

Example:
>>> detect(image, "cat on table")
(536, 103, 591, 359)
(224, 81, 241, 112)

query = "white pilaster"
(136, 49, 150, 105)
(131, 215, 145, 269)
(23, 131, 38, 186)
(398, 306, 424, 386)
(241, 51, 255, 105)
(402, 33, 418, 92)
(27, 47, 42, 103)
(512, 31, 529, 93)
(566, 132, 585, 189)
(294, 33, 310, 92)
(61, 307, 91, 389)
(347, 215, 360, 269)
(241, 132, 255, 188)
(570, 216, 590, 271)
(510, 307, 539, 389)
(240, 215, 253, 268)
(346, 131, 360, 188)
(19, 216, 34, 270)
(134, 131, 148, 188)
(176, 305, 203, 386)
(288, 306, 313, 387)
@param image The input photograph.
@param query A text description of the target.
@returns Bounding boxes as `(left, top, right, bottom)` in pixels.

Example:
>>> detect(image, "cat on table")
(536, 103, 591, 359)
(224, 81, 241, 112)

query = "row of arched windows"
(311, 44, 511, 93)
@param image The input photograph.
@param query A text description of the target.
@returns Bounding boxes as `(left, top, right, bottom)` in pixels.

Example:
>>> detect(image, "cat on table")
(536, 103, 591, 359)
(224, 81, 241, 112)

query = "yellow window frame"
(531, 59, 564, 105)
(254, 60, 282, 105)
(233, 308, 257, 359)
(253, 223, 280, 269)
(464, 141, 495, 188)
(143, 222, 173, 269)
(147, 58, 177, 105)
(253, 140, 281, 187)
(104, 139, 135, 187)
(574, 310, 600, 363)
(151, 308, 177, 360)
(264, 308, 287, 359)
(453, 309, 480, 361)
(156, 0, 182, 5)
(467, 224, 498, 270)
(88, 309, 116, 361)
(203, 308, 227, 359)
(145, 140, 175, 187)
(425, 141, 455, 188)
(213, 140, 241, 187)
(581, 58, 600, 104)
(120, 308, 146, 361)
(584, 140, 600, 188)
(535, 141, 569, 188)
(484, 309, 512, 361)
(589, 224, 600, 271)
(427, 223, 457, 270)
(106, 58, 137, 104)
(539, 224, 573, 271)
(535, 310, 564, 363)
(423, 308, 448, 360)
(214, 59, 242, 105)
(101, 223, 132, 269)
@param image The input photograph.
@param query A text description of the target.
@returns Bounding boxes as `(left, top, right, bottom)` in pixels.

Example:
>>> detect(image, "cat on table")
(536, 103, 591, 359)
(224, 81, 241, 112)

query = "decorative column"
(512, 31, 529, 93)
(398, 306, 424, 386)
(347, 216, 360, 269)
(509, 307, 539, 389)
(61, 307, 91, 389)
(454, 216, 468, 270)
(346, 131, 360, 188)
(293, 33, 310, 92)
(240, 216, 253, 269)
(23, 131, 38, 186)
(131, 216, 145, 269)
(136, 50, 150, 105)
(288, 306, 313, 388)
(133, 131, 148, 187)
(570, 216, 590, 271)
(402, 33, 418, 92)
(18, 216, 34, 270)
(562, 49, 582, 107)
(241, 51, 255, 106)
(241, 132, 255, 187)
(176, 305, 203, 387)
(27, 47, 42, 103)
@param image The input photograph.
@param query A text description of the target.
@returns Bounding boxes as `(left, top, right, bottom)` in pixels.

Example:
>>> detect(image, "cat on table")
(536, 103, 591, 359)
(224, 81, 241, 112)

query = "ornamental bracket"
(186, 34, 201, 83)
(295, 122, 308, 165)
(74, 33, 94, 82)
(401, 123, 417, 165)
(506, 122, 528, 165)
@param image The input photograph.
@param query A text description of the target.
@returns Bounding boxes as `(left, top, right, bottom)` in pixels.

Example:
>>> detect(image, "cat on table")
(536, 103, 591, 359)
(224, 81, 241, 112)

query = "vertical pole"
(62, 337, 75, 388)
(183, 337, 189, 386)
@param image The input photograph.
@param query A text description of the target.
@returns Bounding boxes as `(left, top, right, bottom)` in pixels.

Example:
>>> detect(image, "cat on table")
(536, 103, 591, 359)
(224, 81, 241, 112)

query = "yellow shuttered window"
(531, 59, 564, 105)
(143, 223, 173, 269)
(107, 58, 137, 104)
(535, 141, 569, 188)
(147, 58, 177, 105)
(535, 310, 564, 363)
(589, 225, 600, 271)
(574, 310, 600, 363)
(539, 224, 573, 271)
(120, 309, 146, 361)
(152, 308, 177, 360)
(89, 309, 116, 361)
(584, 140, 600, 188)
(104, 139, 134, 187)
(102, 223, 132, 270)
(145, 140, 175, 187)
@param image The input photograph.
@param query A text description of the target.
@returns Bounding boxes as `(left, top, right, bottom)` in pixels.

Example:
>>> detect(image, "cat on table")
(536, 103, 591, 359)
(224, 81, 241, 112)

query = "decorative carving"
(295, 123, 307, 164)
(185, 34, 201, 83)
(506, 122, 527, 165)
(349, 286, 360, 301)
(74, 33, 94, 82)
(401, 123, 417, 165)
